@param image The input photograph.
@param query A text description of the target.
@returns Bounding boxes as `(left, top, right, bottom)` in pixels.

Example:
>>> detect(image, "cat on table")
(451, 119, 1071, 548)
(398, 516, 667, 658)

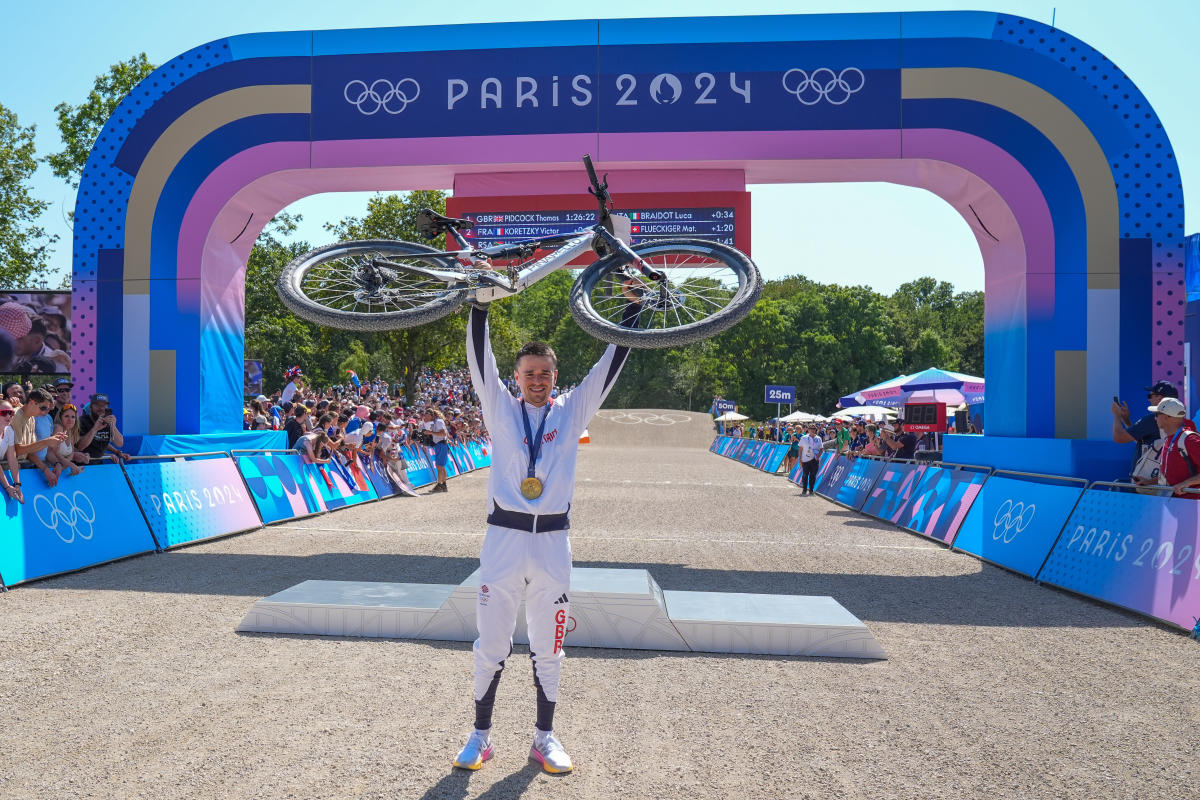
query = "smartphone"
(1113, 395, 1120, 404)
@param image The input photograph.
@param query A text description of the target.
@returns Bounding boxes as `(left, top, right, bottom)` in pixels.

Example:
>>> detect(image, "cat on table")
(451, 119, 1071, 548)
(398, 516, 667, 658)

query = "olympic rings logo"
(992, 500, 1035, 544)
(344, 79, 421, 115)
(34, 490, 96, 544)
(593, 411, 693, 426)
(781, 68, 866, 106)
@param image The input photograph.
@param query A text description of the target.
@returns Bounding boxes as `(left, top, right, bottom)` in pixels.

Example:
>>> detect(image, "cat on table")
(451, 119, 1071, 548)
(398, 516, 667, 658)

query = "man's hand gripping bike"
(275, 156, 762, 347)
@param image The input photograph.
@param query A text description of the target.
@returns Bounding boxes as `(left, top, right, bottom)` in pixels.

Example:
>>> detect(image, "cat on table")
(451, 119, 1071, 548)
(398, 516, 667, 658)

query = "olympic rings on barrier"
(992, 499, 1035, 544)
(781, 67, 866, 106)
(33, 490, 97, 544)
(344, 78, 421, 115)
(594, 411, 694, 426)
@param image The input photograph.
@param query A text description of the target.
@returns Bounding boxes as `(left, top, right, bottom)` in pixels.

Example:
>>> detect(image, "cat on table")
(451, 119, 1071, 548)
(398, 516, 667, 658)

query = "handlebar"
(582, 154, 614, 232)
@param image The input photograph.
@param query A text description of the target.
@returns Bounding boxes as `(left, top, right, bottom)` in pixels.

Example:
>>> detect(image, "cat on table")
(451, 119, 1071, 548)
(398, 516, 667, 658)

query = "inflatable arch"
(72, 12, 1183, 466)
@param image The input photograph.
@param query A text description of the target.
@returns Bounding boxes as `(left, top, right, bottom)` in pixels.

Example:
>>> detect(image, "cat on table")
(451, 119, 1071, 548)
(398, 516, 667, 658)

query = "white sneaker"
(453, 729, 494, 770)
(530, 729, 573, 774)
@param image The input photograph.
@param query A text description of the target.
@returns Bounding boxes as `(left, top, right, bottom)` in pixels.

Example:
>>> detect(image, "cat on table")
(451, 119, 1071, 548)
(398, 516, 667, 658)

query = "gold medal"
(521, 476, 544, 499)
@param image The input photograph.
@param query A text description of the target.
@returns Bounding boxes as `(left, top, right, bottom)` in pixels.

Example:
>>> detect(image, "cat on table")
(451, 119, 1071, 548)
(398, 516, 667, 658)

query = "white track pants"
(473, 525, 572, 704)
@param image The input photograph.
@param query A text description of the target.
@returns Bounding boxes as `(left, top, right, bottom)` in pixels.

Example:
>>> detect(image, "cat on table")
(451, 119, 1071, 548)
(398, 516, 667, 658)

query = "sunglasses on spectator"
(62, 404, 76, 412)
(56, 387, 71, 393)
(37, 404, 50, 412)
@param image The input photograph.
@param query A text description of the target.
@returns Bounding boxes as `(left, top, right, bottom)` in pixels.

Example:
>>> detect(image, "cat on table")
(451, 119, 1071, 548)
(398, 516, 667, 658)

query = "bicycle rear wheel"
(276, 240, 468, 331)
(569, 238, 762, 348)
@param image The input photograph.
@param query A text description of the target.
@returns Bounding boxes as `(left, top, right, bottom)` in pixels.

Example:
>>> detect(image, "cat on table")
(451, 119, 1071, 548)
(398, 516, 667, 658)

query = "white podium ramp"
(238, 568, 885, 659)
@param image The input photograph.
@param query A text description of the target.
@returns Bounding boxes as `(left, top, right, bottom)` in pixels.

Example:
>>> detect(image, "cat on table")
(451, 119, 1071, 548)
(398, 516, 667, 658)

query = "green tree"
(47, 53, 157, 188)
(0, 103, 57, 285)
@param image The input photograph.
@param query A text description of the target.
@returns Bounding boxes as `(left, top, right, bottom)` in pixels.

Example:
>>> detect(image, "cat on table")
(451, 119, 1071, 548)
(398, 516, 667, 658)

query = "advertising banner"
(425, 445, 460, 479)
(448, 443, 478, 474)
(303, 458, 379, 510)
(859, 461, 929, 523)
(815, 456, 886, 510)
(122, 458, 262, 549)
(235, 452, 327, 525)
(751, 443, 789, 473)
(953, 474, 1085, 577)
(789, 450, 833, 486)
(400, 444, 436, 488)
(888, 466, 989, 544)
(465, 439, 492, 468)
(1038, 489, 1200, 630)
(0, 464, 156, 586)
(358, 453, 399, 499)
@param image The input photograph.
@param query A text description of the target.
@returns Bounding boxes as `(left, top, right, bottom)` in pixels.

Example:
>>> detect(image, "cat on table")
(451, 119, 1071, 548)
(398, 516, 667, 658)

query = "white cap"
(1149, 397, 1187, 418)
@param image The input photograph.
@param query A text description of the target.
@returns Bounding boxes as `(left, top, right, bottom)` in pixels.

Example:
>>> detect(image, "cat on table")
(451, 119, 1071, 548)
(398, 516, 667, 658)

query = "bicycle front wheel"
(276, 239, 468, 331)
(569, 238, 762, 348)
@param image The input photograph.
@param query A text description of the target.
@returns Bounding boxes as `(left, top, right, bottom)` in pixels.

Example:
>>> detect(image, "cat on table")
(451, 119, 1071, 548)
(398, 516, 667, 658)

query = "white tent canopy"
(778, 410, 826, 423)
(830, 405, 899, 421)
(714, 411, 749, 422)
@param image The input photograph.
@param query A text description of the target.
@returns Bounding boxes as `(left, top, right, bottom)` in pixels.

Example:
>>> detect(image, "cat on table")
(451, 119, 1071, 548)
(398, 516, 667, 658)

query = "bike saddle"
(416, 208, 475, 239)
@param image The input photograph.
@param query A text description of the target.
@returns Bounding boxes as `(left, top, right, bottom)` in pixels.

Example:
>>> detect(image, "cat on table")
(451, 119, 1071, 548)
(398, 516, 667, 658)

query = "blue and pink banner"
(0, 464, 157, 586)
(1037, 488, 1200, 630)
(123, 457, 263, 548)
(710, 436, 788, 472)
(236, 452, 328, 524)
(400, 444, 437, 488)
(953, 473, 1086, 577)
(815, 455, 886, 510)
(859, 461, 930, 523)
(890, 466, 990, 544)
(304, 459, 378, 510)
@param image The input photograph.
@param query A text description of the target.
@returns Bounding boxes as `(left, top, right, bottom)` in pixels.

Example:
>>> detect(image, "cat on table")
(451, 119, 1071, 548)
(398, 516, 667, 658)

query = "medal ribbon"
(521, 401, 550, 481)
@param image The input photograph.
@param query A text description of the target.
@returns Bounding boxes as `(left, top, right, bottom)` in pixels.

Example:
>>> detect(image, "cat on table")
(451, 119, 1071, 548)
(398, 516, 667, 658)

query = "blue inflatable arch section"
(71, 12, 1183, 465)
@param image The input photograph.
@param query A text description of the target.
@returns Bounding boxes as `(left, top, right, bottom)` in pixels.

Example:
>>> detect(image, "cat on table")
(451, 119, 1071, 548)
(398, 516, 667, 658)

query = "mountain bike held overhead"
(275, 156, 762, 347)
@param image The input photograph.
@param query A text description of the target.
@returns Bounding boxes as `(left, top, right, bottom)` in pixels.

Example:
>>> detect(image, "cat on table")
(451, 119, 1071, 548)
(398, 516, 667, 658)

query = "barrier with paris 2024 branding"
(815, 455, 887, 510)
(887, 464, 991, 544)
(859, 461, 929, 524)
(709, 436, 788, 473)
(235, 451, 328, 524)
(122, 456, 263, 549)
(952, 472, 1087, 578)
(1036, 485, 1200, 631)
(0, 463, 157, 587)
(303, 458, 378, 510)
(400, 444, 437, 487)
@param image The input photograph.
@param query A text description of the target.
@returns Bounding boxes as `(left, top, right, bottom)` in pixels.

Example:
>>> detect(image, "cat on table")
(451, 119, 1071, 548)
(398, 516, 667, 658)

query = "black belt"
(487, 502, 570, 533)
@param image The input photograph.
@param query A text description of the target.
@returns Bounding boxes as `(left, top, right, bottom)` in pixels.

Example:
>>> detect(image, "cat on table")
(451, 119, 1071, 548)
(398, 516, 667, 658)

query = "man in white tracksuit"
(454, 303, 632, 774)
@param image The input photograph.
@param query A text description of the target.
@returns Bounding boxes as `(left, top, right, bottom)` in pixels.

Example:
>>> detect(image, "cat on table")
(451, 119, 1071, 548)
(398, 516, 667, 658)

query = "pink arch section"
(176, 130, 1054, 436)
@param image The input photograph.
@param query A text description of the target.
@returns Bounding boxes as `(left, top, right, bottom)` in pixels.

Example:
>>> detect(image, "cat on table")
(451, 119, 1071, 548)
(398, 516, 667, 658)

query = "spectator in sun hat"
(1148, 397, 1200, 497)
(0, 302, 32, 342)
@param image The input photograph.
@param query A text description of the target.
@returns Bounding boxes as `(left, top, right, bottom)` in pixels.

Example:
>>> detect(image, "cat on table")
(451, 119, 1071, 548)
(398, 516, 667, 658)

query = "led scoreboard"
(446, 191, 750, 262)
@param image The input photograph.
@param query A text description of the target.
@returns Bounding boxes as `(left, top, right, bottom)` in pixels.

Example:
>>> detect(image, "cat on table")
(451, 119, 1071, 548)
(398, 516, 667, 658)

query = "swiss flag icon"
(631, 225, 640, 233)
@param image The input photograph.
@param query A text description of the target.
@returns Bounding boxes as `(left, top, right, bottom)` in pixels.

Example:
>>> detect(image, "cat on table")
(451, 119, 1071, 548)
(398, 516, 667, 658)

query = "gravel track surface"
(3, 412, 1199, 799)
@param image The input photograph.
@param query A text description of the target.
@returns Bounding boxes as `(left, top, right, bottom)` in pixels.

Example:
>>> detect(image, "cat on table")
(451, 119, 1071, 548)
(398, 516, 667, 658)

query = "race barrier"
(787, 451, 834, 487)
(952, 472, 1088, 578)
(881, 463, 991, 544)
(709, 435, 788, 473)
(304, 459, 378, 510)
(0, 464, 157, 587)
(716, 433, 1200, 633)
(1037, 484, 1200, 631)
(400, 444, 437, 488)
(816, 455, 888, 511)
(122, 453, 263, 549)
(0, 437, 496, 590)
(234, 450, 328, 525)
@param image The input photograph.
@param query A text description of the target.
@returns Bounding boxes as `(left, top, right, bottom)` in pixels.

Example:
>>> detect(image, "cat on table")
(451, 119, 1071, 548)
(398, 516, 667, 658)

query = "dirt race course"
(3, 410, 1200, 799)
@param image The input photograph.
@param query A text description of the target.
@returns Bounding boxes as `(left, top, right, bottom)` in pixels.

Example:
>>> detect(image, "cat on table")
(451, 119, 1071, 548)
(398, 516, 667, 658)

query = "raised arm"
(562, 302, 640, 422)
(467, 305, 517, 422)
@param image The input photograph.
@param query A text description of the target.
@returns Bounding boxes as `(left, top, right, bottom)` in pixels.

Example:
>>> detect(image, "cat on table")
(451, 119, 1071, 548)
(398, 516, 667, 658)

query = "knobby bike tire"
(276, 239, 468, 331)
(568, 238, 762, 348)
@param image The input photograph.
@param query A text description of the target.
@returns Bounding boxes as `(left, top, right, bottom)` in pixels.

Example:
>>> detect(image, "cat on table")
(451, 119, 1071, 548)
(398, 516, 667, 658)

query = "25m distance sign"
(462, 207, 736, 248)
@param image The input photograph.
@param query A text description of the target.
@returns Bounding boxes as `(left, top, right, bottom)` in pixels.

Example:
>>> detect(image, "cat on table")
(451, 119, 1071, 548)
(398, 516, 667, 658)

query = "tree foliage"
(47, 53, 157, 188)
(0, 103, 57, 285)
(244, 194, 985, 415)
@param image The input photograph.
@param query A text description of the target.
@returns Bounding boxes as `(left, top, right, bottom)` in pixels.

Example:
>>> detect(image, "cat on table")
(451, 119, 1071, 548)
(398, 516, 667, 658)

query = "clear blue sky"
(4, 0, 1197, 293)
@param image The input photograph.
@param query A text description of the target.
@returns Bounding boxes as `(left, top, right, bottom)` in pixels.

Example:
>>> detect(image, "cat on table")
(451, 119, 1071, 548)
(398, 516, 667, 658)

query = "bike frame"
(380, 214, 639, 304)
